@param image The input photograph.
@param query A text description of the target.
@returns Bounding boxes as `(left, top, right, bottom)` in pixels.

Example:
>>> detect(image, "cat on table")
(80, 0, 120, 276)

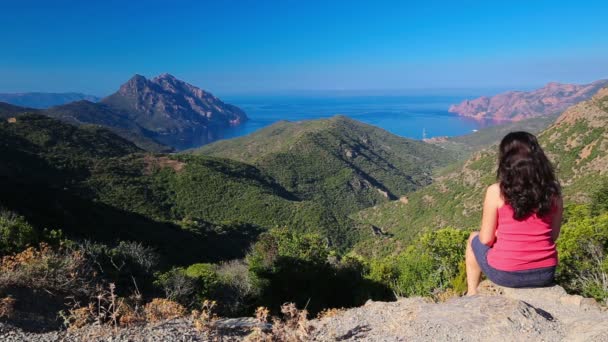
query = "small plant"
(246, 303, 312, 342)
(93, 283, 125, 329)
(0, 296, 16, 318)
(59, 302, 96, 330)
(244, 306, 270, 342)
(144, 298, 186, 323)
(192, 300, 218, 333)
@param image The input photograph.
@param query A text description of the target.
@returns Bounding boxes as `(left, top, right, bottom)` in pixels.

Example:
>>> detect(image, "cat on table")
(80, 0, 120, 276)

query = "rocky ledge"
(311, 281, 608, 341)
(1, 281, 606, 341)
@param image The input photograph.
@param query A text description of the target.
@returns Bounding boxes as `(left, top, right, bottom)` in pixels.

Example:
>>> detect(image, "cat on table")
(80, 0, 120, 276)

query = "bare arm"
(479, 183, 502, 246)
(551, 196, 563, 243)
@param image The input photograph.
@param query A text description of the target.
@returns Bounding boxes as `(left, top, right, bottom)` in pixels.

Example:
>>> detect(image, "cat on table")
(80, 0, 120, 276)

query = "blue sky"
(1, 0, 608, 96)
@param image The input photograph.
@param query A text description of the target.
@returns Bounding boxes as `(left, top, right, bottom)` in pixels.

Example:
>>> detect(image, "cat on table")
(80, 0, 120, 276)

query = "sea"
(217, 95, 495, 142)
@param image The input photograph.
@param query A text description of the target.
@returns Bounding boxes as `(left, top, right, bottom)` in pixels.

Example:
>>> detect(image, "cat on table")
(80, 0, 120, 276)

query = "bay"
(216, 95, 495, 141)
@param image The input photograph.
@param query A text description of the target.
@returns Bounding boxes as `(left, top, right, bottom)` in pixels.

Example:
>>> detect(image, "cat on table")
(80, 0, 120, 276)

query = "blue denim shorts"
(472, 235, 556, 288)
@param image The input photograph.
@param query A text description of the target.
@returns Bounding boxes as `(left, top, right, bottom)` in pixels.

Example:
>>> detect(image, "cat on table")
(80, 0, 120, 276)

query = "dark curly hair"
(497, 131, 561, 220)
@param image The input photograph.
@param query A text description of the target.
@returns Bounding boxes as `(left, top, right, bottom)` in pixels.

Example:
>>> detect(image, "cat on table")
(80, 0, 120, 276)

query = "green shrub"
(557, 210, 608, 303)
(214, 260, 259, 316)
(393, 247, 439, 297)
(153, 267, 198, 307)
(247, 227, 391, 315)
(184, 263, 219, 301)
(0, 210, 37, 255)
(590, 179, 608, 215)
(367, 227, 469, 297)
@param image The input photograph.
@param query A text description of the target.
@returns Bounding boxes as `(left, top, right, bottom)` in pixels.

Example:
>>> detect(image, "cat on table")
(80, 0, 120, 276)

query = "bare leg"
(466, 232, 482, 296)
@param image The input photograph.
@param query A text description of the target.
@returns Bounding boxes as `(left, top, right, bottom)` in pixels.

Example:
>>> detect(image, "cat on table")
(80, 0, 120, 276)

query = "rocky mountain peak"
(100, 74, 247, 149)
(118, 74, 149, 94)
(155, 72, 177, 81)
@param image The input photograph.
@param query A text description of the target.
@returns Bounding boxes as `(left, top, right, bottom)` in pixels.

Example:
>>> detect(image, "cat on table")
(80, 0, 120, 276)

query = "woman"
(465, 131, 563, 295)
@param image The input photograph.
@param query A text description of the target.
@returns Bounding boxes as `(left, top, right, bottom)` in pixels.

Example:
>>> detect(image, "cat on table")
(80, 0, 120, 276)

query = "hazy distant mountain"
(0, 92, 99, 108)
(101, 73, 248, 149)
(0, 102, 38, 119)
(449, 79, 608, 121)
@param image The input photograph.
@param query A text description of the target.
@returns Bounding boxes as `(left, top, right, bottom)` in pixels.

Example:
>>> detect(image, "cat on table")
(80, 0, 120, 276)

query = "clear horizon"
(2, 0, 608, 96)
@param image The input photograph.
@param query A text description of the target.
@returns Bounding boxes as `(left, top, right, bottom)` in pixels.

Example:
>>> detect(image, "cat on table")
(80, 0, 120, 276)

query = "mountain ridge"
(196, 115, 457, 224)
(0, 92, 99, 108)
(0, 74, 248, 151)
(449, 79, 608, 121)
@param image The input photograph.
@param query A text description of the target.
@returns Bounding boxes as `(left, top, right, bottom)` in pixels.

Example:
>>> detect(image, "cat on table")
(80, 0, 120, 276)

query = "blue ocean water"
(216, 95, 494, 141)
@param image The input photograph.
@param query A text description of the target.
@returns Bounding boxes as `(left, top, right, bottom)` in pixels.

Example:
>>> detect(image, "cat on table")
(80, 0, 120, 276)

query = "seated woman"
(465, 131, 563, 295)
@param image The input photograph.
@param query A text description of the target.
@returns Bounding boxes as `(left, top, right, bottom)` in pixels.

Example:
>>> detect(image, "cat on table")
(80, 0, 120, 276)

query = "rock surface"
(449, 79, 608, 121)
(2, 281, 605, 341)
(310, 281, 608, 341)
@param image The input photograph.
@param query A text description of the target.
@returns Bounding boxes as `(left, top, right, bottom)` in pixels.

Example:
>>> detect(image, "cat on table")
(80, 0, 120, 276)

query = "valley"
(1, 79, 607, 338)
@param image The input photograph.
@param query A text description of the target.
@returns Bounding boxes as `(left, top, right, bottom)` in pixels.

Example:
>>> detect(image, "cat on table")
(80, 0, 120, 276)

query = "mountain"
(0, 74, 248, 151)
(0, 102, 38, 119)
(0, 114, 368, 259)
(196, 115, 457, 221)
(449, 79, 608, 121)
(353, 86, 608, 255)
(0, 92, 99, 108)
(42, 100, 172, 153)
(100, 73, 247, 149)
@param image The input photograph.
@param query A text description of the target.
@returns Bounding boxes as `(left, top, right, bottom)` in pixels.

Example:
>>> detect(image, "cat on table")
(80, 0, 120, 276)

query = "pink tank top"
(487, 204, 558, 271)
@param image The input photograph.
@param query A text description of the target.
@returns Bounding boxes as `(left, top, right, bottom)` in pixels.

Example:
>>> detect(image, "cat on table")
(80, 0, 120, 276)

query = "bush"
(0, 210, 37, 255)
(393, 247, 439, 297)
(247, 228, 391, 315)
(184, 263, 219, 300)
(0, 243, 95, 297)
(591, 179, 608, 215)
(77, 240, 160, 296)
(154, 268, 198, 307)
(367, 227, 469, 297)
(557, 210, 608, 303)
(215, 260, 259, 316)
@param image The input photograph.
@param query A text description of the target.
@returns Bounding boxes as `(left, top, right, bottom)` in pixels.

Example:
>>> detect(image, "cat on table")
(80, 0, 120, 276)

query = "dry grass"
(143, 155, 186, 175)
(144, 298, 186, 323)
(432, 288, 460, 303)
(0, 243, 95, 297)
(59, 283, 149, 330)
(316, 307, 345, 319)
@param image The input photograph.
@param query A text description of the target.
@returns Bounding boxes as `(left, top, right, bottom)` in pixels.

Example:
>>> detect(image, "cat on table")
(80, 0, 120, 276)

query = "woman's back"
(487, 203, 558, 271)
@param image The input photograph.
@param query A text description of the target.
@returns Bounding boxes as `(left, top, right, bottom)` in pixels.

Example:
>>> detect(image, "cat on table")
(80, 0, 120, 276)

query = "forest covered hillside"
(353, 86, 608, 255)
(0, 114, 375, 260)
(197, 115, 456, 221)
